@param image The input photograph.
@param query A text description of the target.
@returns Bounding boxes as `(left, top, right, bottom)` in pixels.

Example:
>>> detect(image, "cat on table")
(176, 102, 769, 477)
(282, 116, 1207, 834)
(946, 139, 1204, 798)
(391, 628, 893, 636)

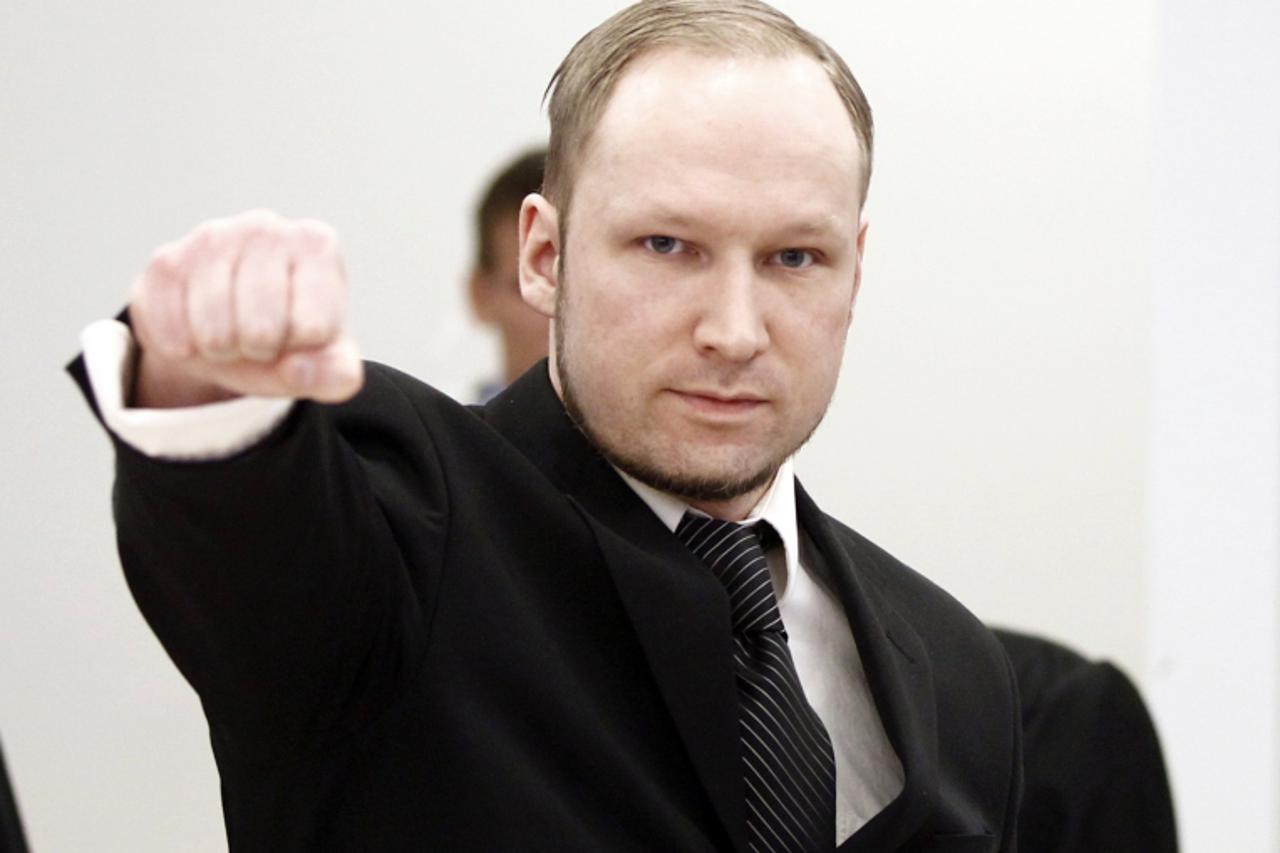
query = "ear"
(519, 193, 560, 318)
(848, 211, 869, 324)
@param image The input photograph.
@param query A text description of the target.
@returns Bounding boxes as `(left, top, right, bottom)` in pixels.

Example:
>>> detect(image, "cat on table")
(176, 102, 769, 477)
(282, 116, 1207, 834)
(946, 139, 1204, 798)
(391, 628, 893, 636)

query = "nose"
(691, 261, 770, 362)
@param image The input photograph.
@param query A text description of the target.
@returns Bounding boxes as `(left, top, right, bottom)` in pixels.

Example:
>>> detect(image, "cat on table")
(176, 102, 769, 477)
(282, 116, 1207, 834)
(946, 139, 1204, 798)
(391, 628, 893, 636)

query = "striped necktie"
(676, 512, 836, 853)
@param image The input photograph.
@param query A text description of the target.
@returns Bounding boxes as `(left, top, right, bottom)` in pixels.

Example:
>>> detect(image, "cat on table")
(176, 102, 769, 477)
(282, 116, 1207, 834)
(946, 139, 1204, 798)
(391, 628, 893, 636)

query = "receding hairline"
(575, 53, 869, 232)
(550, 45, 869, 182)
(598, 45, 865, 144)
(543, 3, 874, 220)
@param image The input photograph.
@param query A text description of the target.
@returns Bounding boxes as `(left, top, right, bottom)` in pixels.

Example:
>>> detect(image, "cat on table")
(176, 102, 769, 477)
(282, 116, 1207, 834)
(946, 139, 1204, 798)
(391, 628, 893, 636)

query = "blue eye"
(644, 235, 684, 255)
(775, 248, 815, 269)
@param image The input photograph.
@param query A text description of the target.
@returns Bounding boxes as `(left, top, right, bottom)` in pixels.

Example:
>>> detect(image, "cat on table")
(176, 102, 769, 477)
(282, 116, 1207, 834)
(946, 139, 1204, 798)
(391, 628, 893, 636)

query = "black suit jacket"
(994, 630, 1177, 853)
(72, 357, 1020, 852)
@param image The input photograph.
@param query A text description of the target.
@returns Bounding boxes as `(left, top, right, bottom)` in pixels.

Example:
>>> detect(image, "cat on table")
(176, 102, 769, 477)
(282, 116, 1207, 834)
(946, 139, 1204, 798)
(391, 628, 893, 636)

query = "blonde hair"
(543, 0, 874, 227)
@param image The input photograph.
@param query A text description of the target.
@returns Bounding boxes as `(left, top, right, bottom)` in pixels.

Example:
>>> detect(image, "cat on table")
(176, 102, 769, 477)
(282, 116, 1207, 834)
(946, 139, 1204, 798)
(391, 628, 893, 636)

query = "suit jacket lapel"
(794, 483, 939, 851)
(483, 364, 750, 853)
(569, 488, 749, 853)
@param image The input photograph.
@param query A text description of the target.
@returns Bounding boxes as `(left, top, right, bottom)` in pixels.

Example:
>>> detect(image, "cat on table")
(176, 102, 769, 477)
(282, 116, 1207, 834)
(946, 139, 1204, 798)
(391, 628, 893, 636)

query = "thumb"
(276, 335, 365, 403)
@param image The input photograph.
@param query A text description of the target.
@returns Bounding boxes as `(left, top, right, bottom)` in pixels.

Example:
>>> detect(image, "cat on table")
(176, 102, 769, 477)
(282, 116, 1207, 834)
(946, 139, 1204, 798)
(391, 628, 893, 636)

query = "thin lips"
(675, 389, 768, 404)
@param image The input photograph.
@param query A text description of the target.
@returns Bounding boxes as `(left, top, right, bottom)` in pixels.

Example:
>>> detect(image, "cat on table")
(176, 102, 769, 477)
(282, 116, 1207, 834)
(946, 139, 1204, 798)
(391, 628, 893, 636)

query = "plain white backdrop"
(1, 1, 1276, 850)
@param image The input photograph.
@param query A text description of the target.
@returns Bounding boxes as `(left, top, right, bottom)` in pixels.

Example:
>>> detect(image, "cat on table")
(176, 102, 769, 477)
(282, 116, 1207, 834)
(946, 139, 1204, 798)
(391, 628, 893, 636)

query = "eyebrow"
(611, 203, 699, 231)
(614, 202, 848, 240)
(771, 218, 847, 238)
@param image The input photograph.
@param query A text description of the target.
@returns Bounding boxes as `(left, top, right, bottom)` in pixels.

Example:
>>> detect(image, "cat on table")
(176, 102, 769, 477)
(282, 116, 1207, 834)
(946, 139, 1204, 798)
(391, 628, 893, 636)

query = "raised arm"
(75, 211, 444, 761)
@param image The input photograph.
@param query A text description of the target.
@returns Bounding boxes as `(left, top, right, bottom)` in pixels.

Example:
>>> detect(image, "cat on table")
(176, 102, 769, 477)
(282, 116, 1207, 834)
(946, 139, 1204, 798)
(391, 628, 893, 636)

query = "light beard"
(559, 361, 785, 503)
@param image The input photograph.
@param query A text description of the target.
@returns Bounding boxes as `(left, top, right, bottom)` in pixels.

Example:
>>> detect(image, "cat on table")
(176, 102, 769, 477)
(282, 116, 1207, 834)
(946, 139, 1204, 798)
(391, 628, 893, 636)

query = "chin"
(613, 448, 781, 504)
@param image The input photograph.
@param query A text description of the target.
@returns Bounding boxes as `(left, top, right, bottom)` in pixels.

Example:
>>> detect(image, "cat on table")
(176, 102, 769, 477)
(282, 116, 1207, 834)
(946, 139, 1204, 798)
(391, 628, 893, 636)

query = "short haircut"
(543, 0, 874, 230)
(474, 147, 547, 272)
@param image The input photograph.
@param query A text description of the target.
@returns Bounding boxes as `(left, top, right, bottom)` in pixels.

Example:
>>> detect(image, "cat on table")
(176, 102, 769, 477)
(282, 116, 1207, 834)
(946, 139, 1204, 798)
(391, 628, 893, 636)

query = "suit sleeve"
(70, 353, 446, 761)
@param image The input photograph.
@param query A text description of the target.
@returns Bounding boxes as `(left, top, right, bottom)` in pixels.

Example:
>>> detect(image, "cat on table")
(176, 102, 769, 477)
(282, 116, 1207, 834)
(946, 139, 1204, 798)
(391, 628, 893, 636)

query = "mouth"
(668, 389, 769, 418)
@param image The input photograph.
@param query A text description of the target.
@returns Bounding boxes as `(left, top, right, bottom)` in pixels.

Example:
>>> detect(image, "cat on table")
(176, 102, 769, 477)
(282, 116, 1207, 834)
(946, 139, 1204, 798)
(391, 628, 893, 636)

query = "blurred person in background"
(468, 148, 549, 402)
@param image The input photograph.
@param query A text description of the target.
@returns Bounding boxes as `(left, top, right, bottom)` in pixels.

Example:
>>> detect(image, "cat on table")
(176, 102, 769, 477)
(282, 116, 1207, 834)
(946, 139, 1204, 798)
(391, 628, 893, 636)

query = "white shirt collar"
(615, 458, 801, 599)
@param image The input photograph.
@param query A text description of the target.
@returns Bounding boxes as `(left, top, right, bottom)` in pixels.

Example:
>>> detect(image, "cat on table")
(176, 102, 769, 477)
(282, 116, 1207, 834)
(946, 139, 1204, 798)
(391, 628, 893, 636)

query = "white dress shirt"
(80, 318, 904, 842)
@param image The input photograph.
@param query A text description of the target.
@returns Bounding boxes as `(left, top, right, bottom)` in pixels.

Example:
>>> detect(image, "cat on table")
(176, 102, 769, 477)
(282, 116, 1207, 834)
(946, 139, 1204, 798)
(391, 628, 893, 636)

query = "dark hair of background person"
(468, 146, 551, 397)
(474, 148, 546, 272)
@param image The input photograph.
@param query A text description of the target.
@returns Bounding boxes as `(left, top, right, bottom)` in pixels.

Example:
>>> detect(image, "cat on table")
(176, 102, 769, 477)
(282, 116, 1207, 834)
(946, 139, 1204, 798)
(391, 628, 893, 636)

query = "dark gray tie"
(676, 512, 836, 853)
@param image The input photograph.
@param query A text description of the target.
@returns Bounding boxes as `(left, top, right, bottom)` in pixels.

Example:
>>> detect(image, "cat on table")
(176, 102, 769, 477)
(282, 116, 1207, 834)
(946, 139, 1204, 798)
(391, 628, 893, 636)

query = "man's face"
(525, 49, 868, 518)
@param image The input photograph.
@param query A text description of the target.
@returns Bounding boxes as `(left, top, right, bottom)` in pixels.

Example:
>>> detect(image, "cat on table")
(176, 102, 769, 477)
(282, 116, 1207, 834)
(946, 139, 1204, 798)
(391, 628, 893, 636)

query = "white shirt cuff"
(80, 318, 294, 461)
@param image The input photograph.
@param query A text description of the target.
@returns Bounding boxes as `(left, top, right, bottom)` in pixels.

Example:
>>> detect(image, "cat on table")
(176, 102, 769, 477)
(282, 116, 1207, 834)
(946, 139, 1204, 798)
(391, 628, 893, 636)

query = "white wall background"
(1, 1, 1275, 850)
(1146, 1, 1280, 851)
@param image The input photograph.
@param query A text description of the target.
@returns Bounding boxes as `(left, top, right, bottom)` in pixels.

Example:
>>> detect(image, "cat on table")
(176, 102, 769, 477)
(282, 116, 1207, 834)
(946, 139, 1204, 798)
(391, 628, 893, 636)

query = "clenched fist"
(129, 210, 363, 408)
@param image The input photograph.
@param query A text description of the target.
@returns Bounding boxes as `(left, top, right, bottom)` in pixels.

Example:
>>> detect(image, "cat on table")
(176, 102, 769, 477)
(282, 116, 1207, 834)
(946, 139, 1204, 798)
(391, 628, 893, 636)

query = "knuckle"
(293, 219, 340, 254)
(148, 243, 181, 273)
(190, 222, 231, 257)
(227, 209, 285, 245)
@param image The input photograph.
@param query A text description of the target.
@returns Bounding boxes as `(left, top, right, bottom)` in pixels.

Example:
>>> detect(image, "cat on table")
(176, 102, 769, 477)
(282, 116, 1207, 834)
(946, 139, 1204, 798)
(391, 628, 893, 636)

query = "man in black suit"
(72, 1, 1021, 849)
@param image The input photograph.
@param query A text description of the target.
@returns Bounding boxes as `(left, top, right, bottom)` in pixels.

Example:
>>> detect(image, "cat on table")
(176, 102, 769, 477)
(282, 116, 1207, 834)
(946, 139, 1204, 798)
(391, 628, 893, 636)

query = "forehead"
(574, 48, 864, 223)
